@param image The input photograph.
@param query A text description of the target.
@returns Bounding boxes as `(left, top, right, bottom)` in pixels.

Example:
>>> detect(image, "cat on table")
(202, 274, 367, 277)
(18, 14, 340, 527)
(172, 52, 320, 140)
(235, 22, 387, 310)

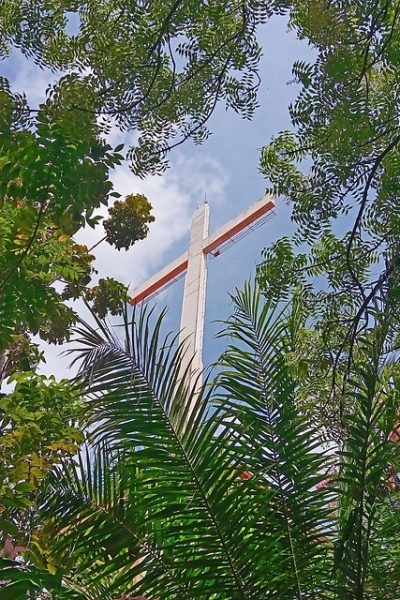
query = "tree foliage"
(0, 372, 85, 510)
(0, 78, 107, 352)
(0, 0, 273, 176)
(0, 2, 275, 585)
(1, 284, 400, 598)
(84, 278, 128, 320)
(3, 1, 400, 597)
(0, 0, 273, 368)
(0, 84, 154, 375)
(257, 0, 400, 433)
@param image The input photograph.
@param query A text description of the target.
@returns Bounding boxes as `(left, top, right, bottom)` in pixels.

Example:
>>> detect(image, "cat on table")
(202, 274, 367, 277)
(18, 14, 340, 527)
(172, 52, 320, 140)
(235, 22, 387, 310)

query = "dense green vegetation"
(258, 0, 400, 436)
(2, 286, 400, 598)
(1, 1, 400, 598)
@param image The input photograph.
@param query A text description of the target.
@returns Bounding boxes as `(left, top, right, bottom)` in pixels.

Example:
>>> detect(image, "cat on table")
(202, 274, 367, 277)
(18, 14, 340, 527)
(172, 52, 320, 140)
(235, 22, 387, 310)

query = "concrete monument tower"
(130, 193, 276, 389)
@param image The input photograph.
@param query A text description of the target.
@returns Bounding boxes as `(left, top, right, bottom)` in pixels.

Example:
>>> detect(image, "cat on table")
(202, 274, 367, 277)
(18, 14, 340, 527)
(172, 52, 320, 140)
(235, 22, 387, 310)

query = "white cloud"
(77, 151, 227, 291)
(4, 50, 230, 380)
(38, 150, 227, 379)
(4, 49, 57, 108)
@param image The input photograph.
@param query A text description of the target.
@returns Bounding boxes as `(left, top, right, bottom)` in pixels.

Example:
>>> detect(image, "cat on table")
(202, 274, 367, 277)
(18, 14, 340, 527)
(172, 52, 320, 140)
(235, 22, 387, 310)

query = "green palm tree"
(1, 283, 400, 599)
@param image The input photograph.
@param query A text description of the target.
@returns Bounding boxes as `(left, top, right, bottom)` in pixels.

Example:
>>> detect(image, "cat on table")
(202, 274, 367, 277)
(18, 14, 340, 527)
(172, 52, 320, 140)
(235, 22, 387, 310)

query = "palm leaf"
(334, 323, 400, 599)
(35, 283, 400, 599)
(216, 281, 335, 598)
(44, 303, 279, 599)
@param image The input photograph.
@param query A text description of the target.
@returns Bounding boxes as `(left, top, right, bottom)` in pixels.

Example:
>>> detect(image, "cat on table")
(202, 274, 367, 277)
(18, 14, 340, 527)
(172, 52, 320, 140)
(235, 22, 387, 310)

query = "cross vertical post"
(179, 203, 209, 386)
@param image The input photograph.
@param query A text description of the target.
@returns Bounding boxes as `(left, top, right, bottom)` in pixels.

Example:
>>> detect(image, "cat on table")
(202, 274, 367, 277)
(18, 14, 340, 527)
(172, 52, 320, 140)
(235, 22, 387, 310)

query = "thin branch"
(344, 132, 400, 306)
(88, 234, 107, 253)
(147, 0, 184, 59)
(330, 263, 394, 415)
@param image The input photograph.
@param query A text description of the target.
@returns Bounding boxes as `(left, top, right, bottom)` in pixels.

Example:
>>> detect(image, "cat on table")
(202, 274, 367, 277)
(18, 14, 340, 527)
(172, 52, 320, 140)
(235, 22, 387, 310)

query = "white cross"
(130, 193, 275, 389)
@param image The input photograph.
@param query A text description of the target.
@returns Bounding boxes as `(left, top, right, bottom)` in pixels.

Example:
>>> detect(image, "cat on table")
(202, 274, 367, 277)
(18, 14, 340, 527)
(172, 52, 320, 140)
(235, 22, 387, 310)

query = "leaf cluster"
(0, 371, 85, 515)
(103, 194, 155, 252)
(84, 278, 128, 320)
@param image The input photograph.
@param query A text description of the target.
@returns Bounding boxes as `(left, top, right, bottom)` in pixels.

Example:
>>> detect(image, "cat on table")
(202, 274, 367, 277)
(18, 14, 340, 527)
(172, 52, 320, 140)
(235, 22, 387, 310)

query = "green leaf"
(0, 518, 19, 536)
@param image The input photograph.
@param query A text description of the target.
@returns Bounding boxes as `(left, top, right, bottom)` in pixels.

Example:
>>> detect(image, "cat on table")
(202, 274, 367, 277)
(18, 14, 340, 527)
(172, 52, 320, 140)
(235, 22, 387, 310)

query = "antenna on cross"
(130, 193, 276, 394)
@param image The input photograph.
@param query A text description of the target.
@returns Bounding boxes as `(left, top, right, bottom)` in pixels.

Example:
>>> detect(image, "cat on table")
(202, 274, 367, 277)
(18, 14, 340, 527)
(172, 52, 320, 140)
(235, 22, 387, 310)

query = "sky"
(4, 14, 314, 379)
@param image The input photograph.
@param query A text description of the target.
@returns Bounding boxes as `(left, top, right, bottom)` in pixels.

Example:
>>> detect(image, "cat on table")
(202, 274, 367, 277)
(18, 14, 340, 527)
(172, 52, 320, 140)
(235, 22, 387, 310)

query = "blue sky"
(3, 14, 314, 378)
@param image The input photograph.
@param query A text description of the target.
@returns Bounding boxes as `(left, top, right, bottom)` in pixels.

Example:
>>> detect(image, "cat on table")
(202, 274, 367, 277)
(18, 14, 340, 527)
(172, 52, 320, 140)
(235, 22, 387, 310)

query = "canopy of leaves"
(0, 370, 86, 583)
(84, 277, 128, 320)
(0, 0, 276, 176)
(0, 0, 278, 371)
(0, 372, 85, 509)
(0, 3, 281, 583)
(0, 89, 156, 370)
(3, 2, 400, 598)
(257, 0, 400, 433)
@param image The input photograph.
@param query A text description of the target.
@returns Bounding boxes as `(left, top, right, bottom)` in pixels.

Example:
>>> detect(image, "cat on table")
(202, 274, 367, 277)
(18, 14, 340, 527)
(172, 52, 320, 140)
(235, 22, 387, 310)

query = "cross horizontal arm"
(129, 193, 275, 306)
(129, 251, 188, 305)
(202, 193, 275, 255)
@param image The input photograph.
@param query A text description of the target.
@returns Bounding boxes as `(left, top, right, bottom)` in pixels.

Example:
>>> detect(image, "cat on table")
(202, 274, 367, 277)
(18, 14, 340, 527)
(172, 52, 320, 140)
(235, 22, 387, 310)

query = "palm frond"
(334, 323, 400, 598)
(44, 303, 273, 599)
(216, 281, 334, 598)
(32, 284, 400, 599)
